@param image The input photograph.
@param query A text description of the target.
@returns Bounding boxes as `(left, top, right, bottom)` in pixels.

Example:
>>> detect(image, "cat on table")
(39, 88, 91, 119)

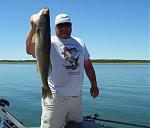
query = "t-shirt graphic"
(62, 45, 80, 70)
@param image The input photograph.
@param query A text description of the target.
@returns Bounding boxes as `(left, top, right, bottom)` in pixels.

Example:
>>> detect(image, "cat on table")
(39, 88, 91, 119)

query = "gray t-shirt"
(48, 35, 90, 96)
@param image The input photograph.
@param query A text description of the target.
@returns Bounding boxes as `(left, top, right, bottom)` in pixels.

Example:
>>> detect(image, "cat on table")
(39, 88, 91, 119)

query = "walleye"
(31, 8, 52, 98)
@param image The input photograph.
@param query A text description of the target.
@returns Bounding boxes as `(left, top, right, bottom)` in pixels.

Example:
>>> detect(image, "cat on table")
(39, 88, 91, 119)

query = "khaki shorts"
(40, 94, 83, 128)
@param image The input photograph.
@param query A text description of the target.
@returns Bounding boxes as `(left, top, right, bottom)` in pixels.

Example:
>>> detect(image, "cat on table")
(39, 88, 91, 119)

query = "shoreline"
(0, 60, 150, 64)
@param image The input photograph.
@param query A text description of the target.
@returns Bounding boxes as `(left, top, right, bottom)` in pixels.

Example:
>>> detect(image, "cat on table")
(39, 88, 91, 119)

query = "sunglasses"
(56, 22, 72, 28)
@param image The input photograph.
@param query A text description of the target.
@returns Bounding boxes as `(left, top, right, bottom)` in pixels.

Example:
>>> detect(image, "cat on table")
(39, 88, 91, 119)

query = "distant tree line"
(0, 60, 36, 63)
(0, 59, 150, 64)
(91, 59, 150, 63)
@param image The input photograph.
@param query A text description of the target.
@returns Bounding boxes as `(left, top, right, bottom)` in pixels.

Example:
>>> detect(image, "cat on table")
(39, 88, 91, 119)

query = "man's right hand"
(30, 16, 36, 31)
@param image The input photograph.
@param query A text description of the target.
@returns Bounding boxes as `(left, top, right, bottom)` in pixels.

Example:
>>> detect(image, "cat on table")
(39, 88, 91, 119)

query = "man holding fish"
(26, 8, 99, 128)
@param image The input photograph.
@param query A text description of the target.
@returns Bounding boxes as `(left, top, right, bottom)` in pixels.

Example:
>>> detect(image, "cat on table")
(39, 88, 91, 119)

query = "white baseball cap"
(55, 14, 71, 26)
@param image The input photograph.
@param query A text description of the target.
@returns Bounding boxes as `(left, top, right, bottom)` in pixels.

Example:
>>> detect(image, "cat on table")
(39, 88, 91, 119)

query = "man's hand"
(90, 86, 99, 99)
(30, 16, 36, 31)
(30, 21, 36, 32)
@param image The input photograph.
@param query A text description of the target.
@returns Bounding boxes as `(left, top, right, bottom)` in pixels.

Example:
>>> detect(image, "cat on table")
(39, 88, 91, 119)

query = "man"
(26, 13, 99, 128)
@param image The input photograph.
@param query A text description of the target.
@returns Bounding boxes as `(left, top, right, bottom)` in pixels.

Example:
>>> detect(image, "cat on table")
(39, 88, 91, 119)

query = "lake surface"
(0, 64, 149, 127)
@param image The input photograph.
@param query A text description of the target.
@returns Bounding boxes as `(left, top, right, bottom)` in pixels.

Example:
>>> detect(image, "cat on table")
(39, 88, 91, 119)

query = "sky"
(0, 0, 149, 60)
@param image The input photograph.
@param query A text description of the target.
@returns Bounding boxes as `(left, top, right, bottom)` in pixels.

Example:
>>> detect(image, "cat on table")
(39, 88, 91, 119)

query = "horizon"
(0, 59, 150, 61)
(0, 0, 149, 60)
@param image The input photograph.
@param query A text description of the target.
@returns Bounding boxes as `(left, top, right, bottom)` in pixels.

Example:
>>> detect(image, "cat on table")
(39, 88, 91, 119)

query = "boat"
(0, 99, 150, 128)
(0, 99, 99, 128)
(0, 99, 25, 128)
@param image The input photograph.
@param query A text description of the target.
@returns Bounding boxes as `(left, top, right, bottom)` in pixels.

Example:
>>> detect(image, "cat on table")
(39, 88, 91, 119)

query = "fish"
(31, 7, 52, 99)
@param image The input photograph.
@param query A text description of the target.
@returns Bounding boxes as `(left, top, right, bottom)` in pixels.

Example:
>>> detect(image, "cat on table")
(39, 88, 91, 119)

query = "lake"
(0, 64, 149, 127)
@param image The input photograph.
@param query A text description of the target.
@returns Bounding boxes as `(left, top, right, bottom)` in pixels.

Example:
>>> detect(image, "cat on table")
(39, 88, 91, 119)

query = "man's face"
(55, 22, 72, 39)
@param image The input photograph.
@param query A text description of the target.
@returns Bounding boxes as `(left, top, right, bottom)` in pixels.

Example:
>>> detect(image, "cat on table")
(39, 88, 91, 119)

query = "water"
(0, 64, 150, 127)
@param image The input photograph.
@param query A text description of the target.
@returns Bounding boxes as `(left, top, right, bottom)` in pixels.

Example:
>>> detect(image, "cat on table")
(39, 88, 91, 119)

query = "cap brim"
(55, 21, 71, 26)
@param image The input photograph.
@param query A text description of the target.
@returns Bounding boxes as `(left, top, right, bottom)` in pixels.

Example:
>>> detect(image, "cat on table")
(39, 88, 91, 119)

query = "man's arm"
(26, 21, 36, 57)
(84, 59, 99, 98)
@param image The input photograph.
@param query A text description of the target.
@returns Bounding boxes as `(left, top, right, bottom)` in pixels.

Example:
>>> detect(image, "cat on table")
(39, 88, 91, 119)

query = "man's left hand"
(90, 86, 99, 99)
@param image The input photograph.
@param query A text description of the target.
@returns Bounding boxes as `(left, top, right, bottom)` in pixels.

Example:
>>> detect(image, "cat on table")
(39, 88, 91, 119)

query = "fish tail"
(42, 85, 52, 99)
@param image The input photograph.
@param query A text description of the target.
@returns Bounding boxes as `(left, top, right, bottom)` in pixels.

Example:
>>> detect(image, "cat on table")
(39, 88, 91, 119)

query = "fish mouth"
(39, 7, 49, 15)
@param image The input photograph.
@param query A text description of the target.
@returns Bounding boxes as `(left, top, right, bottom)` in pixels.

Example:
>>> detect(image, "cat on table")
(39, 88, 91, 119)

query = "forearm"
(26, 29, 35, 54)
(84, 59, 99, 98)
(84, 59, 97, 87)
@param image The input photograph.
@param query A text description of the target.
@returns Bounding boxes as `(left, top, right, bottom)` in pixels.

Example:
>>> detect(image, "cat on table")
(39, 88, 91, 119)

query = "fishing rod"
(84, 113, 150, 128)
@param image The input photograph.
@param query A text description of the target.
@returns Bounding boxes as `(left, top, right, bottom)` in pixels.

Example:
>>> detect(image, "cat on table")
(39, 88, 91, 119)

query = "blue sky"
(0, 0, 149, 60)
